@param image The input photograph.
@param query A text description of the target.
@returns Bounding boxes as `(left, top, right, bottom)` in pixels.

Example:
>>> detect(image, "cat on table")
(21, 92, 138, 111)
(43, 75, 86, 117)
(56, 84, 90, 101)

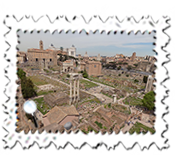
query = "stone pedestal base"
(69, 97, 73, 105)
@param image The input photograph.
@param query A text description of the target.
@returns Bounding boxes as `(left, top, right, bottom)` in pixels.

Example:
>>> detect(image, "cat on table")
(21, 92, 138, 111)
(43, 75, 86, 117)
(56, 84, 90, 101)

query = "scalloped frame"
(2, 15, 170, 150)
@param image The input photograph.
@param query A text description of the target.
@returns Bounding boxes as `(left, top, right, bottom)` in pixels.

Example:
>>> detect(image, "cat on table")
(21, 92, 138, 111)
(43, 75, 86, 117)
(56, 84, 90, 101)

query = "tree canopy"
(83, 69, 88, 78)
(17, 68, 36, 99)
(21, 77, 37, 99)
(127, 65, 132, 71)
(17, 68, 26, 79)
(142, 91, 155, 110)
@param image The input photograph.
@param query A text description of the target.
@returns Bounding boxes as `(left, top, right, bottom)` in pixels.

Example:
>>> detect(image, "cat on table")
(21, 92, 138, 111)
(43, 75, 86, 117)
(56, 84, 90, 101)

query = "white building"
(68, 45, 76, 58)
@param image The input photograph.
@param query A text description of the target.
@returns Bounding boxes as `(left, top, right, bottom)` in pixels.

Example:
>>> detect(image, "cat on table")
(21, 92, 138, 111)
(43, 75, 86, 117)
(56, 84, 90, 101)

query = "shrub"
(108, 103, 111, 108)
(83, 69, 88, 78)
(118, 74, 121, 76)
(66, 74, 70, 78)
(127, 65, 132, 71)
(95, 121, 103, 129)
(126, 74, 129, 77)
(117, 66, 121, 70)
(134, 79, 139, 83)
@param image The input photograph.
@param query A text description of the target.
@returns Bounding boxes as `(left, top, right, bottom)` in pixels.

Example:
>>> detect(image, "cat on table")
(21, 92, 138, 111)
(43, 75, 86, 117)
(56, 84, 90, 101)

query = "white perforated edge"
(2, 15, 169, 149)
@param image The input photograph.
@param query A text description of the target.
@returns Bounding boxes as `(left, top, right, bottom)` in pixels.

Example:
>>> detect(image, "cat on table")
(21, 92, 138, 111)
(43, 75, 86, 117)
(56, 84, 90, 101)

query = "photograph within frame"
(16, 30, 156, 135)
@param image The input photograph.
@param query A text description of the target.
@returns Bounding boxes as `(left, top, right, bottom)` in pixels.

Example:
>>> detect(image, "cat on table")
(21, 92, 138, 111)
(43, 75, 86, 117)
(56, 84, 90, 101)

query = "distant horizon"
(17, 30, 156, 57)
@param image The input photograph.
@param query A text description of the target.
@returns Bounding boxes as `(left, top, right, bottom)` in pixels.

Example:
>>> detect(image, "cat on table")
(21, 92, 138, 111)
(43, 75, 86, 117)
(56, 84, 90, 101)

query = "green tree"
(127, 65, 132, 71)
(117, 66, 121, 70)
(75, 61, 78, 67)
(142, 91, 155, 110)
(134, 63, 138, 67)
(21, 78, 37, 99)
(67, 74, 70, 78)
(143, 76, 148, 83)
(112, 65, 116, 69)
(134, 79, 139, 83)
(59, 55, 63, 62)
(17, 68, 26, 79)
(64, 55, 68, 61)
(83, 69, 88, 78)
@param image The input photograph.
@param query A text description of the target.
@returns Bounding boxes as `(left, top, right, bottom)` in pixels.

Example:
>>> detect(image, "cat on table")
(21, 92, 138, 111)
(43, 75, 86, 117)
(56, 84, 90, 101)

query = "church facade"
(27, 40, 57, 68)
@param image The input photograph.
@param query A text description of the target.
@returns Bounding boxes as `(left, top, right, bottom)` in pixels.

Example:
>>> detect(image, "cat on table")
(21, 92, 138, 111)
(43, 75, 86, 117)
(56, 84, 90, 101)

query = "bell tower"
(40, 40, 43, 50)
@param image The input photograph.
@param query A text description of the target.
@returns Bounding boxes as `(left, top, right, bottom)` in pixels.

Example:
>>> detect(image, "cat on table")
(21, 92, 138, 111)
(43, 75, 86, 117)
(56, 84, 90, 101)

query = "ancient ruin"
(145, 75, 154, 93)
(69, 73, 82, 104)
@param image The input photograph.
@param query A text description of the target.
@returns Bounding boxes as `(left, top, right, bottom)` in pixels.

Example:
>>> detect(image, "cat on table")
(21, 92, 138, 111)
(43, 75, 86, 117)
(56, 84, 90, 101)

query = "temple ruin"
(69, 73, 82, 105)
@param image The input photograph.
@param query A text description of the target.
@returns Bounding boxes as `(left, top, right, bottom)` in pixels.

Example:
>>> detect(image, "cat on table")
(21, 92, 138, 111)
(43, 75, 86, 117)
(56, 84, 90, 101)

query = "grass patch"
(37, 90, 54, 96)
(108, 103, 111, 108)
(95, 121, 103, 129)
(101, 92, 113, 98)
(34, 97, 51, 115)
(89, 97, 101, 103)
(81, 126, 98, 134)
(49, 68, 56, 71)
(88, 126, 98, 133)
(88, 76, 115, 88)
(44, 69, 50, 73)
(103, 126, 107, 130)
(29, 76, 48, 86)
(129, 122, 155, 134)
(80, 79, 98, 89)
(79, 97, 101, 106)
(124, 96, 143, 106)
(81, 129, 89, 134)
(113, 104, 131, 115)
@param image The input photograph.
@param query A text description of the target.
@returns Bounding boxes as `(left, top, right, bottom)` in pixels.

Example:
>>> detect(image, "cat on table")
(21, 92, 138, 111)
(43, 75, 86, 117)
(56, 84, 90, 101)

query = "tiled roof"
(43, 105, 79, 125)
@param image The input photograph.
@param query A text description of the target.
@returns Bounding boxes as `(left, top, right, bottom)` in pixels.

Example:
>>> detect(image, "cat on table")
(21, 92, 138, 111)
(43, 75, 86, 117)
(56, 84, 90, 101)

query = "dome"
(64, 122, 72, 130)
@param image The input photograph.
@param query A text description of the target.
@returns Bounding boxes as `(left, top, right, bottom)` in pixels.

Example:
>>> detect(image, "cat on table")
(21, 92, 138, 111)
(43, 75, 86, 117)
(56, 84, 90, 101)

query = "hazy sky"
(17, 30, 156, 57)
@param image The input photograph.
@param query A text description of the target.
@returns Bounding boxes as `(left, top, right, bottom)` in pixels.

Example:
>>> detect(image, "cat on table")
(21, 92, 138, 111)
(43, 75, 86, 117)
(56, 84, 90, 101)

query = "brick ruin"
(44, 92, 69, 107)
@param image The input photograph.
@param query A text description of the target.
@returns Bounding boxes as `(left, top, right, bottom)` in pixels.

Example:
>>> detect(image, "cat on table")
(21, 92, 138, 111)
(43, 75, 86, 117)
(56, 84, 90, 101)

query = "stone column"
(145, 75, 153, 93)
(73, 80, 76, 103)
(77, 79, 80, 101)
(112, 94, 117, 103)
(149, 77, 153, 92)
(69, 80, 72, 105)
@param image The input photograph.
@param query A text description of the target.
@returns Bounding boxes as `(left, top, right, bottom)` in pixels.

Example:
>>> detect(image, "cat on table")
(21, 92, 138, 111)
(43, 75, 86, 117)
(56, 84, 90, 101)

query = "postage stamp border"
(2, 15, 170, 150)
